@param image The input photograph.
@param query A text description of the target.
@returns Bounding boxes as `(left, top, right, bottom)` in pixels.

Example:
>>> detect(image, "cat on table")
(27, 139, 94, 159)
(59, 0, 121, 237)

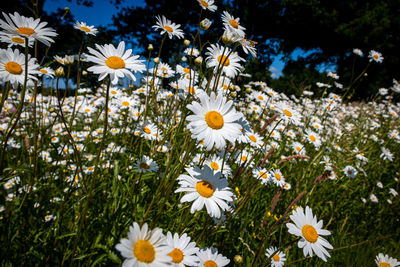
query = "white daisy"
(196, 247, 230, 267)
(0, 11, 57, 46)
(152, 15, 184, 39)
(74, 21, 98, 35)
(343, 165, 357, 178)
(286, 206, 333, 262)
(86, 41, 145, 85)
(221, 11, 246, 37)
(205, 44, 244, 78)
(269, 169, 285, 187)
(175, 165, 233, 218)
(369, 50, 383, 63)
(165, 232, 199, 266)
(186, 92, 242, 151)
(197, 0, 218, 12)
(375, 253, 400, 267)
(115, 222, 171, 266)
(265, 246, 286, 267)
(134, 156, 159, 173)
(0, 32, 34, 47)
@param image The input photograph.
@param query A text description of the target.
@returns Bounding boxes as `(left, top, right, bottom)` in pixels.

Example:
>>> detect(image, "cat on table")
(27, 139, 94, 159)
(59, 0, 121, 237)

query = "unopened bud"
(230, 91, 237, 97)
(64, 55, 74, 65)
(200, 18, 212, 30)
(55, 66, 65, 77)
(148, 44, 154, 51)
(234, 255, 243, 263)
(153, 57, 160, 64)
(82, 70, 87, 76)
(194, 56, 203, 64)
(183, 39, 190, 47)
(181, 56, 187, 62)
(222, 29, 241, 45)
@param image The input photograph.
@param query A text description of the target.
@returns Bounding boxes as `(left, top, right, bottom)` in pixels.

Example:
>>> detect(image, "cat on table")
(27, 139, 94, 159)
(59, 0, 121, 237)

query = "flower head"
(152, 15, 184, 39)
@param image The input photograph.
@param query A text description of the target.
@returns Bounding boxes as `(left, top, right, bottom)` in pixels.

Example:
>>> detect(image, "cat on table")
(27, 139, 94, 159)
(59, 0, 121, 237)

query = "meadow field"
(0, 1, 399, 266)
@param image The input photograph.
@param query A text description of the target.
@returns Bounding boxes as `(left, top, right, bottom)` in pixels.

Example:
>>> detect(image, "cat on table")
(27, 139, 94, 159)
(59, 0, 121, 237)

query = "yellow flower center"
(164, 25, 173, 32)
(105, 56, 125, 69)
(133, 240, 155, 263)
(205, 111, 224, 129)
(84, 108, 91, 112)
(122, 101, 130, 107)
(11, 36, 25, 43)
(17, 27, 35, 36)
(309, 135, 316, 142)
(229, 19, 239, 29)
(80, 26, 91, 32)
(187, 86, 196, 94)
(241, 155, 247, 162)
(168, 248, 184, 263)
(259, 172, 268, 179)
(283, 109, 292, 117)
(249, 135, 257, 142)
(373, 54, 379, 59)
(139, 162, 150, 170)
(272, 253, 280, 261)
(296, 146, 301, 152)
(196, 181, 214, 198)
(210, 162, 219, 170)
(258, 95, 264, 100)
(275, 173, 281, 180)
(40, 69, 48, 74)
(5, 62, 23, 75)
(143, 127, 151, 134)
(204, 260, 218, 267)
(217, 55, 230, 66)
(200, 0, 209, 7)
(380, 262, 391, 267)
(183, 68, 191, 74)
(302, 225, 318, 243)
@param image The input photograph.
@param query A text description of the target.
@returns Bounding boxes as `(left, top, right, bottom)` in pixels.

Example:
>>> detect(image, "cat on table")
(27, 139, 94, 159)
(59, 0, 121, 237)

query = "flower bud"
(82, 70, 87, 76)
(148, 44, 154, 51)
(183, 39, 190, 47)
(181, 56, 187, 62)
(200, 18, 212, 30)
(234, 255, 243, 263)
(64, 55, 74, 65)
(194, 56, 203, 65)
(55, 66, 65, 77)
(153, 57, 160, 64)
(222, 29, 241, 45)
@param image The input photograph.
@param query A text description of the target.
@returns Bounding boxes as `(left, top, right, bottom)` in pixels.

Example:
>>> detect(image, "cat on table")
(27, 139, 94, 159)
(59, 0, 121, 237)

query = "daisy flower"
(375, 253, 400, 267)
(38, 67, 55, 78)
(186, 92, 242, 151)
(0, 47, 40, 87)
(265, 246, 286, 267)
(277, 101, 302, 125)
(74, 21, 98, 35)
(184, 47, 200, 57)
(286, 206, 333, 262)
(175, 165, 233, 218)
(221, 11, 246, 37)
(115, 222, 171, 266)
(304, 129, 321, 148)
(139, 122, 162, 141)
(269, 169, 286, 187)
(343, 165, 357, 178)
(203, 155, 232, 176)
(353, 48, 363, 56)
(196, 247, 230, 267)
(370, 194, 378, 203)
(86, 41, 145, 85)
(239, 38, 257, 57)
(0, 11, 57, 46)
(369, 50, 383, 63)
(152, 15, 184, 39)
(165, 232, 199, 266)
(134, 156, 159, 173)
(197, 0, 217, 12)
(253, 167, 271, 185)
(205, 44, 244, 78)
(291, 141, 306, 155)
(0, 32, 34, 47)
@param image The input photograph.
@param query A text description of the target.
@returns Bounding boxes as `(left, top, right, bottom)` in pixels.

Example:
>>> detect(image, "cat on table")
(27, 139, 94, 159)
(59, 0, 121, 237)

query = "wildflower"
(200, 18, 212, 30)
(378, 88, 388, 95)
(184, 47, 199, 57)
(196, 247, 230, 267)
(74, 21, 98, 35)
(165, 232, 199, 266)
(44, 214, 56, 222)
(0, 32, 34, 47)
(327, 71, 339, 79)
(304, 129, 321, 148)
(0, 47, 40, 87)
(221, 28, 242, 45)
(376, 181, 383, 189)
(369, 50, 383, 63)
(286, 206, 333, 262)
(38, 67, 55, 78)
(269, 169, 286, 187)
(265, 246, 286, 267)
(375, 253, 399, 267)
(186, 92, 242, 150)
(0, 11, 57, 46)
(277, 101, 301, 125)
(175, 165, 233, 218)
(205, 43, 244, 78)
(221, 11, 246, 37)
(343, 165, 357, 178)
(389, 188, 398, 196)
(353, 48, 363, 56)
(198, 0, 217, 12)
(115, 222, 171, 266)
(86, 41, 145, 85)
(370, 194, 378, 203)
(152, 15, 184, 39)
(203, 155, 232, 176)
(380, 147, 394, 161)
(134, 156, 159, 173)
(239, 38, 257, 58)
